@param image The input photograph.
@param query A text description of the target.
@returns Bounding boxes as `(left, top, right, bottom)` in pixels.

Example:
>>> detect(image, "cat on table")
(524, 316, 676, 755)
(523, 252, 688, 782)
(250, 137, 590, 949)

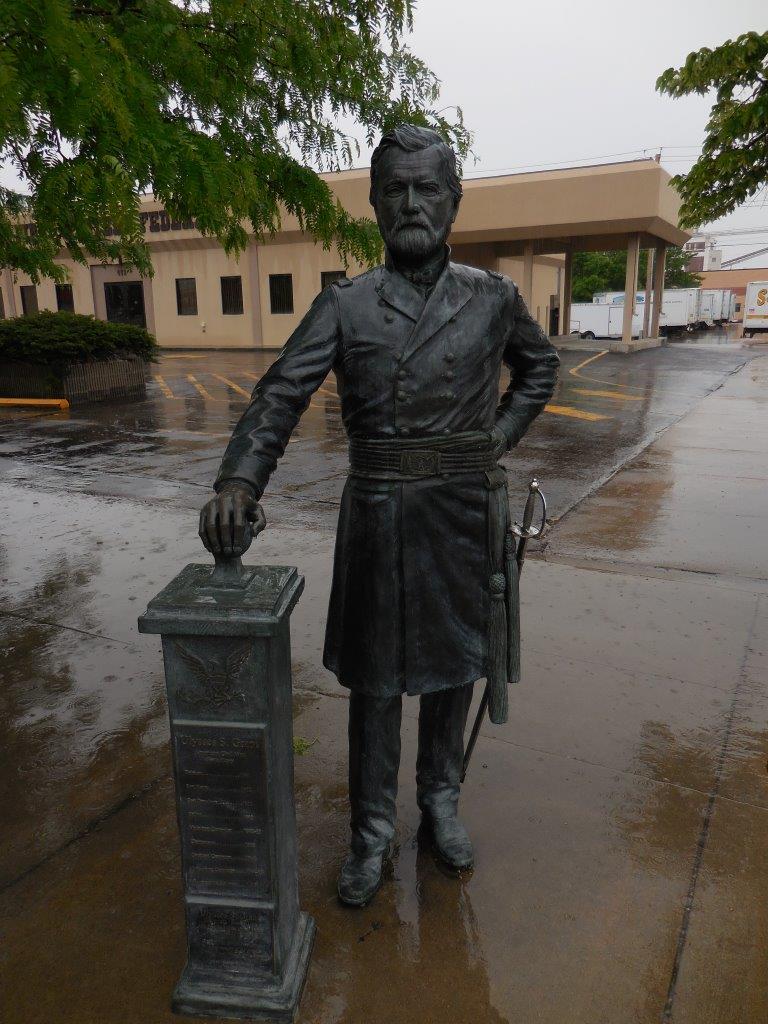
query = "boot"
(416, 683, 475, 872)
(338, 692, 401, 907)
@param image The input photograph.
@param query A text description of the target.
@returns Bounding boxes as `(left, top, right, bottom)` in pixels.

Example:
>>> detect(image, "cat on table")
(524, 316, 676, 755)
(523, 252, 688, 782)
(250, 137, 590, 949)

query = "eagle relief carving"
(173, 641, 251, 709)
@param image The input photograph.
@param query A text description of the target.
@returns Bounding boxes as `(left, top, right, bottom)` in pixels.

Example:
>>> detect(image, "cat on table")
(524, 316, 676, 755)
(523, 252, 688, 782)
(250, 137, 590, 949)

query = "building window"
(55, 283, 75, 313)
(269, 274, 294, 314)
(176, 277, 198, 316)
(20, 285, 38, 315)
(221, 275, 244, 315)
(321, 270, 347, 290)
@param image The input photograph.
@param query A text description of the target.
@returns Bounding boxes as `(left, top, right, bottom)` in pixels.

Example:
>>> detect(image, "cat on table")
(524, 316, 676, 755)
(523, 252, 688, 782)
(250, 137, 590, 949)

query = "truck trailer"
(743, 281, 768, 338)
(700, 288, 735, 325)
(569, 303, 643, 339)
(591, 288, 701, 334)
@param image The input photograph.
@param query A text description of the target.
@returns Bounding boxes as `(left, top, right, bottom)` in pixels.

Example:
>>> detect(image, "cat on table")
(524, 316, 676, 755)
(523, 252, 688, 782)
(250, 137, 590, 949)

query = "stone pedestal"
(139, 561, 315, 1021)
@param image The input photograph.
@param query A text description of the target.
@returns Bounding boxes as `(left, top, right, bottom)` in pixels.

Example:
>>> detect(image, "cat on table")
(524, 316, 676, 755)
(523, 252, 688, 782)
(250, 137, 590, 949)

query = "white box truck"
(569, 303, 643, 339)
(743, 281, 768, 338)
(701, 288, 735, 325)
(657, 288, 700, 334)
(590, 288, 700, 334)
(698, 290, 717, 327)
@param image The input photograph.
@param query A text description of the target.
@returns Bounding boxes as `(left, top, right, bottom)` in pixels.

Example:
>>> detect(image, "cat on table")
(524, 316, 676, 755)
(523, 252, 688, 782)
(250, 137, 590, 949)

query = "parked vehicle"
(592, 288, 700, 334)
(570, 302, 643, 339)
(698, 290, 716, 328)
(657, 288, 700, 334)
(743, 281, 768, 338)
(701, 288, 735, 324)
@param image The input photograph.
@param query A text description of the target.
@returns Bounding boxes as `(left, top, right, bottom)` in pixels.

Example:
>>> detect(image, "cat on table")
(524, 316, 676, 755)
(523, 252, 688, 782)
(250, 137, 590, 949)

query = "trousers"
(348, 682, 475, 856)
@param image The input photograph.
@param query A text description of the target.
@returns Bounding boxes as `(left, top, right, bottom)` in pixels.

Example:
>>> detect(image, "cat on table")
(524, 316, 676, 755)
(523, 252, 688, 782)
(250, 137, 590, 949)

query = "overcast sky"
(3, 0, 766, 265)
(394, 0, 767, 264)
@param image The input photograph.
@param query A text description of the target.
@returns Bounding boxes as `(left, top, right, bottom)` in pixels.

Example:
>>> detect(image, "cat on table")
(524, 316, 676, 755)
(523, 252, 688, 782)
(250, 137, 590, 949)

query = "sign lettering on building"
(19, 209, 198, 240)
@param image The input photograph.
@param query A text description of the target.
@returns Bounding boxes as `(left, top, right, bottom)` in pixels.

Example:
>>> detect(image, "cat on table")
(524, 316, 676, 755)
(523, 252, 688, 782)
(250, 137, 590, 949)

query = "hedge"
(0, 311, 158, 367)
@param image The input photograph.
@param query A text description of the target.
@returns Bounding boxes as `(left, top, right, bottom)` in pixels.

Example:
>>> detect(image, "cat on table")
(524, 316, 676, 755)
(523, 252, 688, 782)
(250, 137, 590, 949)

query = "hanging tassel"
(487, 572, 508, 724)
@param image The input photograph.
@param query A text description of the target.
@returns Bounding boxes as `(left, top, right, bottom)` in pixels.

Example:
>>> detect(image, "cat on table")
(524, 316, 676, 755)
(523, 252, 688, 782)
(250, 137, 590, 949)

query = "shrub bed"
(0, 311, 158, 367)
(0, 312, 158, 404)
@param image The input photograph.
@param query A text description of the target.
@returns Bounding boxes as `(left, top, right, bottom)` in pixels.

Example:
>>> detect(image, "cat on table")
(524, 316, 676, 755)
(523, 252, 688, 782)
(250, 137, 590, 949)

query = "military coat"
(215, 260, 559, 696)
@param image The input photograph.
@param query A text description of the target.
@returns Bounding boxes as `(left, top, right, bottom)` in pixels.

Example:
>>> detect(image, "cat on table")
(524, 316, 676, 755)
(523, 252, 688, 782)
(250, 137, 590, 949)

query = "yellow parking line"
(0, 397, 70, 410)
(153, 374, 174, 399)
(568, 350, 610, 379)
(571, 388, 643, 402)
(568, 349, 654, 393)
(212, 374, 252, 399)
(545, 403, 610, 422)
(187, 374, 213, 400)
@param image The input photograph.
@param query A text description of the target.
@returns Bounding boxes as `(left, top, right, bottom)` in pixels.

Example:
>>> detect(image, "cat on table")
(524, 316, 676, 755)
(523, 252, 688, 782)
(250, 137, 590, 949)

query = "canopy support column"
(642, 250, 653, 338)
(560, 248, 573, 337)
(521, 241, 534, 308)
(622, 233, 641, 345)
(650, 243, 666, 339)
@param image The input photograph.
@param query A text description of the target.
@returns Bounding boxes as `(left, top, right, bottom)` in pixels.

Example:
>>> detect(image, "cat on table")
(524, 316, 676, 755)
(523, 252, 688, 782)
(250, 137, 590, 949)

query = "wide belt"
(349, 431, 497, 479)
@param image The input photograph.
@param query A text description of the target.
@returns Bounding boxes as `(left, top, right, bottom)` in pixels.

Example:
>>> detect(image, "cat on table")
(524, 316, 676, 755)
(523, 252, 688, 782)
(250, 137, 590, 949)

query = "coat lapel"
(375, 269, 425, 323)
(400, 263, 472, 364)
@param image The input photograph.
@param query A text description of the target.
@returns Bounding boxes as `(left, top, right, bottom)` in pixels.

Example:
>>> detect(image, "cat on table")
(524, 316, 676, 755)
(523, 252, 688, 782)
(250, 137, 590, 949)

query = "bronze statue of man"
(200, 125, 559, 907)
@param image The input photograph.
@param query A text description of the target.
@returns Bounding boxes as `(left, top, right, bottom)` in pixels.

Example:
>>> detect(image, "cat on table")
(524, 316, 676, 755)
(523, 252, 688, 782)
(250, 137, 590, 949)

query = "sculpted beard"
(382, 216, 447, 263)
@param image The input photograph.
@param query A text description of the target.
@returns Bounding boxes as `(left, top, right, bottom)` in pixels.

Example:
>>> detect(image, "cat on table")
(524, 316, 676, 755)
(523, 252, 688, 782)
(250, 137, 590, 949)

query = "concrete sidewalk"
(1, 358, 766, 1023)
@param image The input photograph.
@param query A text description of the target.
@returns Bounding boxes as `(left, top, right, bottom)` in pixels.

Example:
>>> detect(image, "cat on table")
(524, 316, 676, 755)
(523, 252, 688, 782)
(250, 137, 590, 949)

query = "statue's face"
(372, 145, 459, 266)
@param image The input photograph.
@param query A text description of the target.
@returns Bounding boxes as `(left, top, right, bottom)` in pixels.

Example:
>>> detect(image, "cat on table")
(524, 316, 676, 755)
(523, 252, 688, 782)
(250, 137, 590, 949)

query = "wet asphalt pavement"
(1, 339, 767, 1024)
(0, 337, 751, 527)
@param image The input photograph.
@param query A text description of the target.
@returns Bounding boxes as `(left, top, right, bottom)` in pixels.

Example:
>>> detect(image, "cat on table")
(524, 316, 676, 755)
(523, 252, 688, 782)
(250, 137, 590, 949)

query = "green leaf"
(0, 0, 472, 281)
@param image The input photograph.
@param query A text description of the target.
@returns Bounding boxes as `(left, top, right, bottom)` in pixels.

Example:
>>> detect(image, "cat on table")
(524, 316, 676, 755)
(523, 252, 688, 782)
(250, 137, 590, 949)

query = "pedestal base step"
(172, 912, 316, 1022)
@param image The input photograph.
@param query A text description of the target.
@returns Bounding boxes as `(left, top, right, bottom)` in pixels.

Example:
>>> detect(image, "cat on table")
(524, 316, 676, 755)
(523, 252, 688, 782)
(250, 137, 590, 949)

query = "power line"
(462, 144, 704, 176)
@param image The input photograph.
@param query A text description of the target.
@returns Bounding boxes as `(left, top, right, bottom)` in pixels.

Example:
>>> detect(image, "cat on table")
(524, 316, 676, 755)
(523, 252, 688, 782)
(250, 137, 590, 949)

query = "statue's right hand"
(199, 483, 266, 559)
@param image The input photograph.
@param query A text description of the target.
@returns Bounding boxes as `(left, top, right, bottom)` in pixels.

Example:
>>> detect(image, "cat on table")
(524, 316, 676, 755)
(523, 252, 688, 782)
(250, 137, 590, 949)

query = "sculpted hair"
(370, 124, 463, 204)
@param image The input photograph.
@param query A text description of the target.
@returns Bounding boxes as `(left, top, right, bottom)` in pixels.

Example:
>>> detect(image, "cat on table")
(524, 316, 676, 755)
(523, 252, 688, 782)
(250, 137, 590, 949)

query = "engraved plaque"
(187, 903, 274, 974)
(174, 724, 270, 898)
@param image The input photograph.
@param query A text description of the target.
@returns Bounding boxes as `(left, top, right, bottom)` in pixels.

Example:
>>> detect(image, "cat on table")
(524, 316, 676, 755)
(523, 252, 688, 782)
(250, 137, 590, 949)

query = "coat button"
(385, 313, 394, 323)
(445, 352, 455, 363)
(397, 369, 407, 380)
(443, 427, 451, 435)
(442, 390, 455, 400)
(444, 371, 454, 382)
(378, 298, 386, 307)
(399, 426, 410, 436)
(397, 390, 408, 401)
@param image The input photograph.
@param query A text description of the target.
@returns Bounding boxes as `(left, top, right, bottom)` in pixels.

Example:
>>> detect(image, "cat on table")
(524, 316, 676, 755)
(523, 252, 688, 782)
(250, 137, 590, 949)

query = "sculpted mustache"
(394, 220, 432, 232)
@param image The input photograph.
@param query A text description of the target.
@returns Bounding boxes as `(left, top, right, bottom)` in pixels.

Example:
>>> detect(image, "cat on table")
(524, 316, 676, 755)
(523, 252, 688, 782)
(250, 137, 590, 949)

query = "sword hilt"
(511, 478, 547, 541)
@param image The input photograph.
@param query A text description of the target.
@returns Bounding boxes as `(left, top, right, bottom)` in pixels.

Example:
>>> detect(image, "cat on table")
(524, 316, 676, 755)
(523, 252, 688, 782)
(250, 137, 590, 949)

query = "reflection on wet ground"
(0, 344, 751, 527)
(0, 346, 766, 1023)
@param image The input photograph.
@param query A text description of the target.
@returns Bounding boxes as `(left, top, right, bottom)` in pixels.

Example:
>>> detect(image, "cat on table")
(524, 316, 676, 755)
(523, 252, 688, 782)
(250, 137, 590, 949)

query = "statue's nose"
(404, 184, 420, 211)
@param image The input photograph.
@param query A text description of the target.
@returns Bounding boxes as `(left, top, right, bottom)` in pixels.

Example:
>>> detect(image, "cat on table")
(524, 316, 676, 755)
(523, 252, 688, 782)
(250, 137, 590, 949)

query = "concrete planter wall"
(0, 355, 149, 405)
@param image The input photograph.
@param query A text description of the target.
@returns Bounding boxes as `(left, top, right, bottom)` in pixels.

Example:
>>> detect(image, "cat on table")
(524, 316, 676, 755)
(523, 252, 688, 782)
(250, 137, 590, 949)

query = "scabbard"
(506, 530, 521, 683)
(485, 467, 509, 725)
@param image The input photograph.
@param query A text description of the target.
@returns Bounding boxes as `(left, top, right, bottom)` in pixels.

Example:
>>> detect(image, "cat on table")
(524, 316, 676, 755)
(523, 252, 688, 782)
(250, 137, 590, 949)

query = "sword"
(460, 477, 547, 782)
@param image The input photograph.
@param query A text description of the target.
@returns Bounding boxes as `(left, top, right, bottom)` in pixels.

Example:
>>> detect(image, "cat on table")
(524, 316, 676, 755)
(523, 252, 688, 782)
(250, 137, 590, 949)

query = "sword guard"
(511, 478, 547, 539)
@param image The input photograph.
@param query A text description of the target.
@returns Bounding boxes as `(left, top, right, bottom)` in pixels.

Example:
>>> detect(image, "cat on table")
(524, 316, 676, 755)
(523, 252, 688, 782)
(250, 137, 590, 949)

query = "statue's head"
(370, 124, 462, 266)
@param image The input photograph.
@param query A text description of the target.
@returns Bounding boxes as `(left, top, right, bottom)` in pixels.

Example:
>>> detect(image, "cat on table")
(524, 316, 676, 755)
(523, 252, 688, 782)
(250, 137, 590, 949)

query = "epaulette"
(487, 269, 504, 280)
(333, 277, 354, 288)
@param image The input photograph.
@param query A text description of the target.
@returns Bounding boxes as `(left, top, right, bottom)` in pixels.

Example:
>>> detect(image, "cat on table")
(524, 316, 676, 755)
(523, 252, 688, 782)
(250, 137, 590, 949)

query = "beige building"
(1, 159, 687, 349)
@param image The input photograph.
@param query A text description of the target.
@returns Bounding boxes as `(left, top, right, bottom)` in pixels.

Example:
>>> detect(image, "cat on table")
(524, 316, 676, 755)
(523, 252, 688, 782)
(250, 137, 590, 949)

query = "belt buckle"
(400, 450, 441, 476)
